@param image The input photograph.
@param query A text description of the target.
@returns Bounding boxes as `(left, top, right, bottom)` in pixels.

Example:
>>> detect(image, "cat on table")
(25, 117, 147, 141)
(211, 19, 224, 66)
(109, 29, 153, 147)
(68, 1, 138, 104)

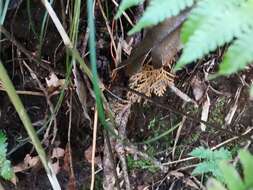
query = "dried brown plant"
(128, 65, 175, 102)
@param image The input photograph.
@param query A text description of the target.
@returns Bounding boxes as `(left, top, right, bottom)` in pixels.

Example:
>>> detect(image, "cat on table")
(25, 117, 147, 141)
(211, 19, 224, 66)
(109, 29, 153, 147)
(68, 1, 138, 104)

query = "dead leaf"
(169, 171, 184, 178)
(191, 75, 206, 101)
(63, 146, 71, 172)
(169, 85, 197, 105)
(183, 178, 199, 189)
(46, 72, 65, 94)
(52, 160, 61, 174)
(121, 38, 133, 56)
(67, 175, 77, 190)
(200, 94, 211, 131)
(137, 185, 149, 190)
(13, 154, 40, 173)
(46, 73, 65, 88)
(72, 63, 91, 122)
(52, 147, 65, 159)
(50, 147, 65, 174)
(84, 145, 102, 167)
(225, 87, 242, 125)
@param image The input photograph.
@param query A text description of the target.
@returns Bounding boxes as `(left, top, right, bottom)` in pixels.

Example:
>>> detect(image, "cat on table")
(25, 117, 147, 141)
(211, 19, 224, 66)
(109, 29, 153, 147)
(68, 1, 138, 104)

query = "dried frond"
(128, 65, 175, 102)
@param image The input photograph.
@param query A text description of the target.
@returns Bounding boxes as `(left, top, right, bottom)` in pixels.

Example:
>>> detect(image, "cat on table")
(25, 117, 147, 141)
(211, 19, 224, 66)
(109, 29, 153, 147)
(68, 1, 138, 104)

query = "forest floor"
(0, 1, 253, 190)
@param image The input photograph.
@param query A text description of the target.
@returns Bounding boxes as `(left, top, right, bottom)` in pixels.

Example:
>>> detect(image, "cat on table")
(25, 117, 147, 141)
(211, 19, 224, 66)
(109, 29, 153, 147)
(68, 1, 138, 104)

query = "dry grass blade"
(73, 63, 91, 122)
(225, 86, 242, 125)
(90, 110, 98, 190)
(200, 93, 211, 131)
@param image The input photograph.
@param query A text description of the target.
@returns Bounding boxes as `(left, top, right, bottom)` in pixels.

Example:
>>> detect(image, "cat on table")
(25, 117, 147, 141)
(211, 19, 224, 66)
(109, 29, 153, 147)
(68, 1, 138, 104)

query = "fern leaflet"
(0, 131, 14, 180)
(219, 161, 246, 190)
(219, 28, 253, 75)
(238, 150, 253, 187)
(180, 0, 247, 44)
(190, 147, 232, 180)
(175, 0, 253, 71)
(128, 0, 196, 34)
(115, 0, 145, 19)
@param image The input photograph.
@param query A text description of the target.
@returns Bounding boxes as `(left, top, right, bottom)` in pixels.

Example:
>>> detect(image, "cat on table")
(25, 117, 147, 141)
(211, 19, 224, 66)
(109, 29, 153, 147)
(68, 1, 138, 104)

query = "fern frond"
(213, 148, 232, 160)
(238, 150, 253, 187)
(115, 0, 145, 19)
(219, 161, 246, 190)
(189, 147, 213, 159)
(219, 28, 253, 75)
(0, 132, 7, 163)
(0, 131, 13, 180)
(0, 160, 13, 180)
(192, 161, 217, 175)
(181, 0, 247, 44)
(175, 0, 253, 70)
(207, 179, 227, 190)
(128, 0, 196, 35)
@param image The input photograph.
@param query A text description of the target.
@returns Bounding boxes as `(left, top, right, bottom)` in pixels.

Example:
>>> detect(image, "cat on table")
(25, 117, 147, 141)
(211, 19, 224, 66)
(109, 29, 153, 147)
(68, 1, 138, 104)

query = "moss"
(209, 97, 227, 125)
(127, 155, 159, 173)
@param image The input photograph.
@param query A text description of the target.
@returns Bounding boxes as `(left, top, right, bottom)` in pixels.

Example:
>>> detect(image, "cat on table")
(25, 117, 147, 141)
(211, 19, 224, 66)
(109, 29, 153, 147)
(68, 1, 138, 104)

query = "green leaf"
(219, 161, 245, 190)
(190, 147, 232, 180)
(219, 29, 253, 75)
(0, 160, 13, 180)
(189, 147, 231, 161)
(238, 150, 253, 188)
(115, 0, 144, 19)
(0, 132, 7, 145)
(175, 0, 253, 71)
(207, 178, 227, 190)
(0, 131, 14, 181)
(192, 161, 216, 175)
(128, 0, 195, 35)
(213, 148, 232, 160)
(189, 147, 213, 159)
(0, 132, 7, 164)
(181, 0, 246, 44)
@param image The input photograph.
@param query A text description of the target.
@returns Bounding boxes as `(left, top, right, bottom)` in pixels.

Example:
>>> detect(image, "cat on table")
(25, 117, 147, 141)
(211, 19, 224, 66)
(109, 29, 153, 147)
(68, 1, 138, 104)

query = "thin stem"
(90, 109, 98, 190)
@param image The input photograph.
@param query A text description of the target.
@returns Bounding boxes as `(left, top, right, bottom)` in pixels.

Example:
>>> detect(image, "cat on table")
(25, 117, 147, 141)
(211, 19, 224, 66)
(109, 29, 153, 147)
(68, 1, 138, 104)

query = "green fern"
(117, 0, 253, 76)
(207, 150, 253, 190)
(0, 131, 14, 180)
(180, 0, 247, 44)
(116, 0, 197, 34)
(219, 28, 253, 75)
(115, 0, 145, 19)
(128, 0, 196, 34)
(189, 147, 232, 180)
(176, 0, 253, 72)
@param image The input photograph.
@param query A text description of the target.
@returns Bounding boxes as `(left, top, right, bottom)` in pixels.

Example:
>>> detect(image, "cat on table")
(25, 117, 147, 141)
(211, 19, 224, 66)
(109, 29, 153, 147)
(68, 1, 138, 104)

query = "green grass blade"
(0, 0, 10, 25)
(87, 0, 113, 133)
(238, 150, 253, 187)
(219, 161, 245, 190)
